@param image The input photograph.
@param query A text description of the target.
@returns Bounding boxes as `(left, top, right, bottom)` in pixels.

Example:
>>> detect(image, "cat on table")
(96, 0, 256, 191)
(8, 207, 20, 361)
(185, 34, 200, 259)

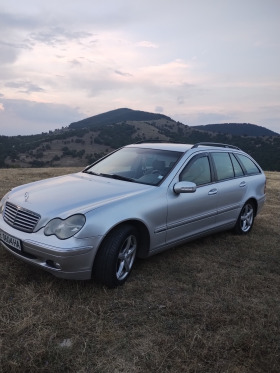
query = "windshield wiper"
(84, 171, 136, 183)
(106, 174, 136, 183)
(83, 170, 100, 176)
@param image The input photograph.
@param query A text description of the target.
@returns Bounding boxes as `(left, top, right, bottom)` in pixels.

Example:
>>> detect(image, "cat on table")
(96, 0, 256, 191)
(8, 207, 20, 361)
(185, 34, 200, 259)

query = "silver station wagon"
(0, 142, 266, 287)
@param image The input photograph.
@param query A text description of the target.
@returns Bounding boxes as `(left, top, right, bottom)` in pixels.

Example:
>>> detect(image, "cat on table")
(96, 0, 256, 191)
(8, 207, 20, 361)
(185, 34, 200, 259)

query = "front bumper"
(0, 222, 103, 280)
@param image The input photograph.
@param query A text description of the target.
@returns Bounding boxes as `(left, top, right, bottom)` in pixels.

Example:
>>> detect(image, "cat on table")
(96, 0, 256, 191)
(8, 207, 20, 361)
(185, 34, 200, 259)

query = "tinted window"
(180, 155, 211, 185)
(235, 154, 260, 175)
(230, 153, 244, 177)
(212, 152, 234, 181)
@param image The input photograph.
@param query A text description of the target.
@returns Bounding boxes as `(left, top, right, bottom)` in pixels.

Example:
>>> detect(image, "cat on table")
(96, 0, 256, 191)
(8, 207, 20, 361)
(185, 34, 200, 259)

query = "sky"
(0, 0, 280, 136)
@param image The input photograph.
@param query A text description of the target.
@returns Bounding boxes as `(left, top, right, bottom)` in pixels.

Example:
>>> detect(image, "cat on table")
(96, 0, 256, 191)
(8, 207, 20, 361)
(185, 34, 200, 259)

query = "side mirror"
(173, 181, 197, 194)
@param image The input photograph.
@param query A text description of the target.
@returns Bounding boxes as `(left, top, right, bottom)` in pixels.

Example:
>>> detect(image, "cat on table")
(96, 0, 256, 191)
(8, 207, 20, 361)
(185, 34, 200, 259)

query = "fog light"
(46, 260, 61, 270)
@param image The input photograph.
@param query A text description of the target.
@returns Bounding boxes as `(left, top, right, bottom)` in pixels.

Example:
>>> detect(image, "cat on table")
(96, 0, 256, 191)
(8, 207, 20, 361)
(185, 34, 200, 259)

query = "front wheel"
(234, 201, 255, 234)
(93, 225, 138, 287)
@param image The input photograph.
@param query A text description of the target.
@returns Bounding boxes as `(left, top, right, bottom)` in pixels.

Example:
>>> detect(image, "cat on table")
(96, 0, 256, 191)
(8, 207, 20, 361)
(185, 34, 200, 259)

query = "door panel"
(166, 153, 217, 245)
(211, 152, 247, 226)
(215, 179, 247, 226)
(166, 184, 218, 245)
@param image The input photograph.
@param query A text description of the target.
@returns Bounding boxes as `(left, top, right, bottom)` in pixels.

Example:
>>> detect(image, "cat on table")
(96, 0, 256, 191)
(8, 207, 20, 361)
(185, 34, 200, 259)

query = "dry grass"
(0, 169, 279, 373)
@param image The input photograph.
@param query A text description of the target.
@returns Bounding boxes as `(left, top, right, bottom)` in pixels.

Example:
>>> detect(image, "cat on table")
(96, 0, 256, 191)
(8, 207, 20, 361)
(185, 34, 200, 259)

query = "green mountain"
(193, 123, 279, 137)
(1, 108, 280, 171)
(69, 108, 172, 129)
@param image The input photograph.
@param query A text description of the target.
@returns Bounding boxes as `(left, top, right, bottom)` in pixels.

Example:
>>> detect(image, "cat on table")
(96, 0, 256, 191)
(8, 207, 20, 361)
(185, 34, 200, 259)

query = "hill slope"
(69, 108, 173, 129)
(193, 123, 279, 137)
(1, 109, 280, 171)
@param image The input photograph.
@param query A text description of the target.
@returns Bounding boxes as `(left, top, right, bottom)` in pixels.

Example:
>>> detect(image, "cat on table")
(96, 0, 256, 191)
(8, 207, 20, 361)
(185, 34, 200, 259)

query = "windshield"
(84, 147, 183, 185)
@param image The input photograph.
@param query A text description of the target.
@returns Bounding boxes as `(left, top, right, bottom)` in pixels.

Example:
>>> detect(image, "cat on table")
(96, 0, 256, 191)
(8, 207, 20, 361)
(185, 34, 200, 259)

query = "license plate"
(0, 230, 21, 251)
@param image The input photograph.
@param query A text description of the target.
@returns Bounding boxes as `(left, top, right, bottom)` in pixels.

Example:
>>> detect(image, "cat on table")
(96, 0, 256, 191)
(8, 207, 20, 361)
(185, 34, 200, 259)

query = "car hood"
(7, 172, 152, 226)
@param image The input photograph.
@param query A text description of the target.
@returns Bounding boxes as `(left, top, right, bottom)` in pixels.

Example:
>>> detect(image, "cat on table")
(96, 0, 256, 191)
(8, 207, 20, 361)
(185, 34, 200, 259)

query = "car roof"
(126, 142, 241, 153)
(126, 143, 193, 152)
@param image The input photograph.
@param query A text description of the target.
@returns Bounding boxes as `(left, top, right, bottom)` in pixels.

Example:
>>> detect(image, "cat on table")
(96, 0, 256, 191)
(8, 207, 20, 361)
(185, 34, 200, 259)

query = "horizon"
(1, 108, 279, 137)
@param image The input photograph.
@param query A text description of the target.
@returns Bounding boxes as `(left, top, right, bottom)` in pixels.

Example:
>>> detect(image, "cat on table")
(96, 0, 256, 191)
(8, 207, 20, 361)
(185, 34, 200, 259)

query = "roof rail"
(134, 139, 166, 144)
(191, 142, 241, 150)
(134, 139, 181, 144)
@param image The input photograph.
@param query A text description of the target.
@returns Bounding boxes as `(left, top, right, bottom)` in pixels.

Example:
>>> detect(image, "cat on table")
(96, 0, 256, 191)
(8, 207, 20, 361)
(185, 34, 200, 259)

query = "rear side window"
(235, 154, 261, 175)
(212, 152, 234, 181)
(230, 154, 244, 177)
(180, 155, 211, 186)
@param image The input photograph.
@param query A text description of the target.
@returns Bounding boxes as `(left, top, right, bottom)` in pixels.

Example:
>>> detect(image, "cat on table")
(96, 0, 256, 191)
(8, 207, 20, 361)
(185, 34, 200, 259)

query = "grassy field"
(0, 168, 279, 373)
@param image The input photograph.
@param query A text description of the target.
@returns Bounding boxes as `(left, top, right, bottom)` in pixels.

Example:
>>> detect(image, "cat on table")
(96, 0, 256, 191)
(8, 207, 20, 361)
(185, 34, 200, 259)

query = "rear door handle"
(208, 188, 218, 195)
(239, 181, 246, 188)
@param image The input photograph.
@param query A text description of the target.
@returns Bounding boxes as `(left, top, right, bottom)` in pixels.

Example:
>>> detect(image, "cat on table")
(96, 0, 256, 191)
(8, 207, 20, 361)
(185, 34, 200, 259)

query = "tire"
(93, 225, 138, 287)
(234, 201, 255, 235)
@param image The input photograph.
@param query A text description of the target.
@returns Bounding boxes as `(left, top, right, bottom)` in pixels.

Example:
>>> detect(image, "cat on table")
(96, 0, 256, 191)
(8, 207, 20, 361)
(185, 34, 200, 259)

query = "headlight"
(0, 192, 10, 214)
(44, 214, 86, 240)
(0, 200, 4, 214)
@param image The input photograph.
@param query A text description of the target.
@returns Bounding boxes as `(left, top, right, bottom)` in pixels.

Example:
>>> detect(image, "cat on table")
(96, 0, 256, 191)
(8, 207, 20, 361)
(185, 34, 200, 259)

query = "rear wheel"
(93, 225, 138, 287)
(234, 201, 255, 234)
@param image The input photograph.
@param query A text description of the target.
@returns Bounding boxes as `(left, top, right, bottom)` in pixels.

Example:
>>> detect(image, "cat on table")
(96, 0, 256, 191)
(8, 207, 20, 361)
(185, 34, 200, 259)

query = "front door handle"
(208, 188, 218, 195)
(239, 181, 246, 187)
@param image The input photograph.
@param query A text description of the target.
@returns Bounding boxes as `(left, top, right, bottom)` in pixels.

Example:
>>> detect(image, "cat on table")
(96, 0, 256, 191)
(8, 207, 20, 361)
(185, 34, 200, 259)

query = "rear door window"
(235, 154, 261, 175)
(230, 153, 244, 177)
(212, 152, 234, 181)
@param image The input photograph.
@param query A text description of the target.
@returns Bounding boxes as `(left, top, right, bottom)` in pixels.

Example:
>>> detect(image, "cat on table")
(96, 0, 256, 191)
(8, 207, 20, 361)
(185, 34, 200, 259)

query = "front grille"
(3, 202, 41, 233)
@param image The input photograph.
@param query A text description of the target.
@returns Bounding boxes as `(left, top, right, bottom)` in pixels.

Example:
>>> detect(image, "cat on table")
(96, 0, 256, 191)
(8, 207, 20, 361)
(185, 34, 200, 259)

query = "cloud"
(155, 106, 163, 113)
(0, 11, 38, 64)
(136, 60, 194, 88)
(136, 41, 158, 48)
(30, 27, 92, 46)
(0, 98, 85, 135)
(0, 40, 32, 51)
(114, 70, 132, 77)
(5, 81, 45, 94)
(174, 111, 235, 126)
(0, 42, 22, 64)
(69, 59, 82, 67)
(0, 10, 39, 29)
(0, 0, 280, 135)
(177, 96, 185, 105)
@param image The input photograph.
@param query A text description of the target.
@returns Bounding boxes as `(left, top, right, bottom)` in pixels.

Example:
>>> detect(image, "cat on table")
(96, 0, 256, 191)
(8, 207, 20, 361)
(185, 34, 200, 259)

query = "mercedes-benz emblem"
(24, 192, 29, 202)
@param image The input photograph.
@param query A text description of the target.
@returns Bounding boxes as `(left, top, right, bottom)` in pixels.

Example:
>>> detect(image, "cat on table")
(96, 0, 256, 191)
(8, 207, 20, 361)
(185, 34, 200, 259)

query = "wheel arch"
(98, 219, 151, 259)
(234, 197, 258, 235)
(244, 197, 258, 216)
